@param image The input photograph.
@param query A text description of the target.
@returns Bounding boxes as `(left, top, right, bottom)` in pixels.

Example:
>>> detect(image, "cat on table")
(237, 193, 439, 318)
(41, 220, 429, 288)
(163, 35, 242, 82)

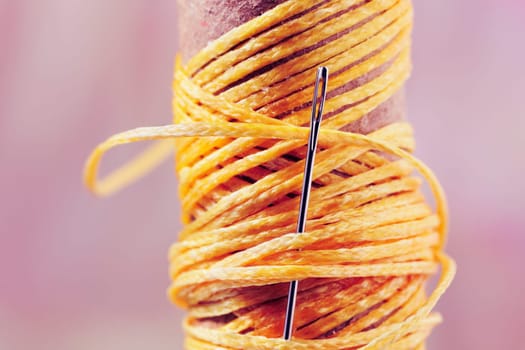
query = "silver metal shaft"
(283, 66, 329, 341)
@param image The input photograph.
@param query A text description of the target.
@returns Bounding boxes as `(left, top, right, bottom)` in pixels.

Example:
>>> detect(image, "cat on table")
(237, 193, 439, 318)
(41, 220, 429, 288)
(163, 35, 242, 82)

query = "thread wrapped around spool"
(84, 0, 455, 348)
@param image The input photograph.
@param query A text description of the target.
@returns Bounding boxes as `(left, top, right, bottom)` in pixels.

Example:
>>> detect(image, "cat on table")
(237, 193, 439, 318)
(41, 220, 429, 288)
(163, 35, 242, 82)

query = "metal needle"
(283, 66, 329, 341)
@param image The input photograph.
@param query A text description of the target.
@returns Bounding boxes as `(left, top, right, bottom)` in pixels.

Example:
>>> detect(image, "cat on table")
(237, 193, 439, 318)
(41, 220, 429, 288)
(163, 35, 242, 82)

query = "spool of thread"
(84, 0, 456, 348)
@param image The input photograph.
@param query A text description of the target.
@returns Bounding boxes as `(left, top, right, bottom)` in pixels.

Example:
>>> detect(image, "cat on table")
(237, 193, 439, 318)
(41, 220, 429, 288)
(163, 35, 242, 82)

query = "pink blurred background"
(1, 1, 524, 349)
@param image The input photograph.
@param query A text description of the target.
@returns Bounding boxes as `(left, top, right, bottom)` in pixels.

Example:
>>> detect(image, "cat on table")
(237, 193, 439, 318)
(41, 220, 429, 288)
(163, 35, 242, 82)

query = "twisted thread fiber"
(84, 0, 455, 348)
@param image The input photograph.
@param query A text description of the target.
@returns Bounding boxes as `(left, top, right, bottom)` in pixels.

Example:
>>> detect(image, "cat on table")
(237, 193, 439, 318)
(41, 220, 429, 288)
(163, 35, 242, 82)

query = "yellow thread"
(83, 0, 455, 348)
